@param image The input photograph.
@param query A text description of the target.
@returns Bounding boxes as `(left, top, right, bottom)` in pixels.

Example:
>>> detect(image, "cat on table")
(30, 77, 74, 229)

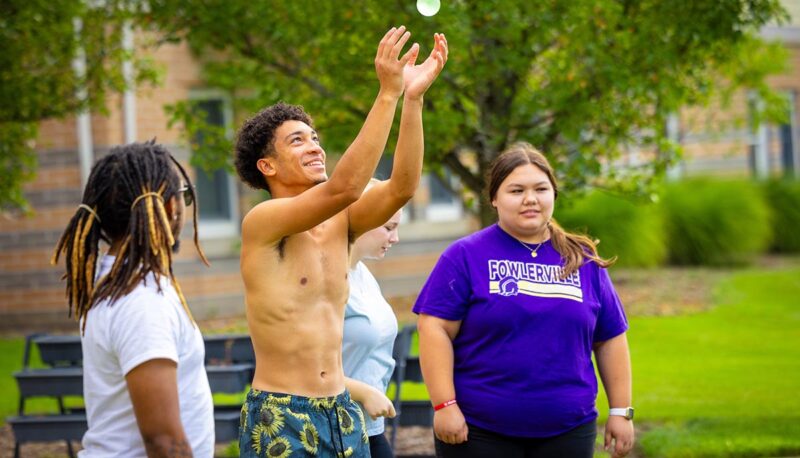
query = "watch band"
(609, 407, 634, 420)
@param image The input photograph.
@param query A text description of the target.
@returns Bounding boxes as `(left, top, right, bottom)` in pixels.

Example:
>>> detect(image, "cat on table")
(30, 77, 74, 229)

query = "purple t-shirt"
(413, 224, 628, 438)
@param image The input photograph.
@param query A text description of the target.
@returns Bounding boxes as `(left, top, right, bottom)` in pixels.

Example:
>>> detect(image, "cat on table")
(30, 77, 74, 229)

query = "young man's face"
(268, 120, 328, 187)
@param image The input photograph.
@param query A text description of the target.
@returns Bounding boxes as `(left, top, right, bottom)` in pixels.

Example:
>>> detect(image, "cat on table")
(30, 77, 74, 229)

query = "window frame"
(425, 171, 463, 222)
(188, 89, 240, 240)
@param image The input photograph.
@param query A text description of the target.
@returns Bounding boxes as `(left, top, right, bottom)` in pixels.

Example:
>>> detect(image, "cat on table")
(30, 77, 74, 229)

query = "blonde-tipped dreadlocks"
(51, 141, 209, 332)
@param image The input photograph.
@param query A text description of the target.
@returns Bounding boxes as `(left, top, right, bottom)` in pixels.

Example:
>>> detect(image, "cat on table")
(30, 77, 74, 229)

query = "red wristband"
(434, 399, 457, 411)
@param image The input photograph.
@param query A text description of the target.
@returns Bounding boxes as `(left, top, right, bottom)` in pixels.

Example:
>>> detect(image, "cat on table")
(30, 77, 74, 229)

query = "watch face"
(625, 407, 635, 420)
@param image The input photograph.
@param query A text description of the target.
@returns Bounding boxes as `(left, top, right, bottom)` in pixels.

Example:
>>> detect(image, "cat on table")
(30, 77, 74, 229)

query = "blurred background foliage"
(0, 0, 159, 212)
(2, 0, 796, 265)
(555, 190, 667, 267)
(763, 178, 800, 253)
(555, 177, 800, 267)
(138, 0, 789, 224)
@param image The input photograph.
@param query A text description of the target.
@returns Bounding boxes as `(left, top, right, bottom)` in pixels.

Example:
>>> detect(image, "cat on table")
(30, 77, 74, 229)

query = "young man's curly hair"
(234, 102, 314, 193)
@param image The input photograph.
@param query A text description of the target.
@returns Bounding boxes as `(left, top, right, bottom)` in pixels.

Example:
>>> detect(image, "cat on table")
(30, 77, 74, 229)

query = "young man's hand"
(403, 33, 448, 101)
(375, 26, 419, 99)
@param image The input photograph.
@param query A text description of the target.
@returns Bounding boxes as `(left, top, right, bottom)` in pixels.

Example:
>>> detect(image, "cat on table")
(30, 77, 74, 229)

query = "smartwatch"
(609, 407, 634, 420)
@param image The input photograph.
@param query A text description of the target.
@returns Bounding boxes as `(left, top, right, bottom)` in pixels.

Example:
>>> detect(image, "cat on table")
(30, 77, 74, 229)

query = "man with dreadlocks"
(52, 141, 214, 457)
(234, 28, 447, 457)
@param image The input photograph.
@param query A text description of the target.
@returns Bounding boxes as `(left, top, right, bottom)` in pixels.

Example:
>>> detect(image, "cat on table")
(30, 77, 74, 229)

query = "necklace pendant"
(531, 251, 537, 258)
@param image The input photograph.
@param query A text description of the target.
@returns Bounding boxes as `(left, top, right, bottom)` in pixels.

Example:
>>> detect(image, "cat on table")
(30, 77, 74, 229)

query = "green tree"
(0, 0, 156, 212)
(146, 0, 788, 225)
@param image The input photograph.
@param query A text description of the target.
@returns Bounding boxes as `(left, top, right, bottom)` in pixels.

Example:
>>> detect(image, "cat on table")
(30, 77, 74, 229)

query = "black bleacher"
(389, 324, 434, 453)
(8, 333, 254, 458)
(9, 327, 430, 457)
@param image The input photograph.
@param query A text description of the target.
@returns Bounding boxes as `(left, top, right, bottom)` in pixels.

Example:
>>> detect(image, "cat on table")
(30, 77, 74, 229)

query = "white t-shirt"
(79, 255, 214, 457)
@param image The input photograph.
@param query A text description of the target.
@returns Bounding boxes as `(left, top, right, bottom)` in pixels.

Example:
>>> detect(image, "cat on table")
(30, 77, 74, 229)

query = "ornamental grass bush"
(662, 178, 772, 266)
(555, 191, 667, 268)
(763, 178, 800, 253)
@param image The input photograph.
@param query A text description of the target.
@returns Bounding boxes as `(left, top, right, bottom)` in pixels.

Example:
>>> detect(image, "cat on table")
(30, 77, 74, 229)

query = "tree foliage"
(148, 0, 787, 224)
(0, 0, 157, 212)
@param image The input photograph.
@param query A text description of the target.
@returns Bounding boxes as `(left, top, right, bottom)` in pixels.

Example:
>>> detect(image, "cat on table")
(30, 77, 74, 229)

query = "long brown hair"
(487, 142, 615, 277)
(52, 141, 209, 332)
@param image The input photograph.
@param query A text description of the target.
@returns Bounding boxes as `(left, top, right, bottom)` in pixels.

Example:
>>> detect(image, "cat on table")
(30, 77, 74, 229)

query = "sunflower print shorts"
(239, 388, 370, 457)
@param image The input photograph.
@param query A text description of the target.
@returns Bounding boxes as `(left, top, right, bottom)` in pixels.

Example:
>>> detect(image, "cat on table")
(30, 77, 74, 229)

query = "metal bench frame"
(9, 333, 256, 457)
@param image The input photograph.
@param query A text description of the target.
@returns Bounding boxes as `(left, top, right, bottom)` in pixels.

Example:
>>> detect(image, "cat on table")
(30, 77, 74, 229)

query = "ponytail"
(548, 219, 615, 278)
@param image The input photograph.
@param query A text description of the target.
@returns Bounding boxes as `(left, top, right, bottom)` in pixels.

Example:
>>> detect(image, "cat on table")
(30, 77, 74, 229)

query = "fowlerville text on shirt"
(487, 259, 582, 301)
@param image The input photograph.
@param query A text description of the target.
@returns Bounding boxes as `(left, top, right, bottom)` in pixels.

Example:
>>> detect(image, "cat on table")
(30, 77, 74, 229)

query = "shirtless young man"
(234, 27, 447, 457)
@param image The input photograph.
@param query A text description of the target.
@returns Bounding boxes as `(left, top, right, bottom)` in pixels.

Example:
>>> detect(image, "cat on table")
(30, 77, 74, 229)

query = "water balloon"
(416, 0, 441, 17)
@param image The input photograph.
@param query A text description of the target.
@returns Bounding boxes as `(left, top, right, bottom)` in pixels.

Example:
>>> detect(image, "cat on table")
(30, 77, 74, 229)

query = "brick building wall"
(674, 24, 800, 178)
(0, 40, 247, 333)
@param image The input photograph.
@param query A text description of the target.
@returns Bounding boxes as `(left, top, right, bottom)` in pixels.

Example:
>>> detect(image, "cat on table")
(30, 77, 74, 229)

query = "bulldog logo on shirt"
(498, 277, 520, 296)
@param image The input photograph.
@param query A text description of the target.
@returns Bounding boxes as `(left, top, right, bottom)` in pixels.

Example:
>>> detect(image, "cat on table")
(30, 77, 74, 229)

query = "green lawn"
(619, 268, 800, 457)
(2, 265, 799, 457)
(0, 338, 84, 421)
(0, 338, 28, 420)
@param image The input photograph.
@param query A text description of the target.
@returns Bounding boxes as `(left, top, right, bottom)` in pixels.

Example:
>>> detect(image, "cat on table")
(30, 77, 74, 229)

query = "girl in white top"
(342, 205, 402, 458)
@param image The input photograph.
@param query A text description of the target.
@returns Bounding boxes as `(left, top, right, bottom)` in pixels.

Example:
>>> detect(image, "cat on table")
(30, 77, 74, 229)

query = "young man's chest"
(242, 215, 352, 311)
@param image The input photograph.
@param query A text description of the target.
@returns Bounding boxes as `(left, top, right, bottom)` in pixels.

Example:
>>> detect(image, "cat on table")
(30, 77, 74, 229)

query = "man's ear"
(164, 195, 178, 221)
(257, 157, 277, 177)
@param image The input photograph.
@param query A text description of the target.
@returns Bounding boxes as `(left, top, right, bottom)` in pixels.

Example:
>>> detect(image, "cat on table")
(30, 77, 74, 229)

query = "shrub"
(662, 178, 772, 266)
(555, 191, 667, 267)
(763, 178, 800, 253)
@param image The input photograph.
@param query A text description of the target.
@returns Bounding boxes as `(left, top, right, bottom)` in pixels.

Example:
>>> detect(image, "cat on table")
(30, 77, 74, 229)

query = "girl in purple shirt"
(414, 143, 634, 458)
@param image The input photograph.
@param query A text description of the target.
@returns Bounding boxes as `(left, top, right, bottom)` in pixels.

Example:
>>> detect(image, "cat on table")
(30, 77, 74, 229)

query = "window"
(189, 91, 239, 238)
(429, 171, 455, 204)
(750, 90, 800, 178)
(779, 122, 795, 176)
(426, 169, 463, 222)
(375, 154, 394, 180)
(748, 92, 770, 178)
(778, 90, 798, 177)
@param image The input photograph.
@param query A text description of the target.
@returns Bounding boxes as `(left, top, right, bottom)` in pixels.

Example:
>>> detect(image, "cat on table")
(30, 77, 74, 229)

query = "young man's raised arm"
(242, 27, 417, 245)
(348, 33, 448, 239)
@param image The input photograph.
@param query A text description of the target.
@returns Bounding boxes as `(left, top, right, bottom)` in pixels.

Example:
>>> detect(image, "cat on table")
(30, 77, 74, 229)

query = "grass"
(625, 270, 800, 420)
(617, 268, 800, 457)
(637, 417, 800, 458)
(0, 339, 28, 421)
(2, 262, 799, 456)
(0, 338, 84, 423)
(0, 339, 25, 420)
